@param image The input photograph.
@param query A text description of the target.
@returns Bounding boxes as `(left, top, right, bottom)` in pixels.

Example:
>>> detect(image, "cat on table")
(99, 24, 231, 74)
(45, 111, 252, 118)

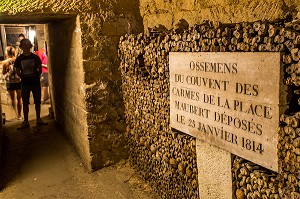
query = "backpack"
(5, 59, 21, 83)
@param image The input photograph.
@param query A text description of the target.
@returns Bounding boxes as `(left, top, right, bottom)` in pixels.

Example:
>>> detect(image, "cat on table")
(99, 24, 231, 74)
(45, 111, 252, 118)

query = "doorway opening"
(0, 14, 90, 188)
(0, 24, 50, 116)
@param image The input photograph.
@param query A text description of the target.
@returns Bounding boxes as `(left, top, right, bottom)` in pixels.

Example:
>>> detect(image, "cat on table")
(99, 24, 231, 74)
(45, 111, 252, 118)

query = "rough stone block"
(143, 13, 173, 31)
(140, 0, 294, 30)
(196, 139, 232, 199)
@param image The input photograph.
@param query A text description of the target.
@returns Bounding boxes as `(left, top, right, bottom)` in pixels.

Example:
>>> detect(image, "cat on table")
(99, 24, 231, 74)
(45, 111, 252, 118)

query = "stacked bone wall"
(119, 18, 300, 198)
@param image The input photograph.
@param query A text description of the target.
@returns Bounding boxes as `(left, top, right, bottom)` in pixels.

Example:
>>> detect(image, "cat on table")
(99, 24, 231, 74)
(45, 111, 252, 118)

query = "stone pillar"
(196, 139, 232, 199)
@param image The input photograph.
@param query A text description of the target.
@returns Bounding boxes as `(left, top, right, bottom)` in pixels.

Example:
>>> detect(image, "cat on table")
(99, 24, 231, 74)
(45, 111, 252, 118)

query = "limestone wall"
(78, 1, 143, 170)
(45, 17, 90, 168)
(35, 24, 45, 51)
(128, 1, 300, 198)
(139, 0, 300, 31)
(0, 0, 143, 171)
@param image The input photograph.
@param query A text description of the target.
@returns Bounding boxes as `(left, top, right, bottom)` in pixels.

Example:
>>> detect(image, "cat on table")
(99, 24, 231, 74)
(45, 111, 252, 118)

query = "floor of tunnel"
(0, 97, 158, 199)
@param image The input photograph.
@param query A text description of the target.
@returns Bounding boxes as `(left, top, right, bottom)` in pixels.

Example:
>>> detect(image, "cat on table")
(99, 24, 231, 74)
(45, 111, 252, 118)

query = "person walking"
(14, 39, 47, 129)
(2, 46, 22, 119)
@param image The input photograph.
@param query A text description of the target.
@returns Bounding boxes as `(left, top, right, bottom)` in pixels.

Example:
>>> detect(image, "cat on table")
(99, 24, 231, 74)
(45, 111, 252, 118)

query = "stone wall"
(119, 18, 300, 198)
(45, 16, 90, 168)
(139, 0, 300, 31)
(35, 24, 45, 51)
(0, 0, 143, 171)
(129, 0, 300, 198)
(118, 32, 200, 198)
(78, 1, 143, 170)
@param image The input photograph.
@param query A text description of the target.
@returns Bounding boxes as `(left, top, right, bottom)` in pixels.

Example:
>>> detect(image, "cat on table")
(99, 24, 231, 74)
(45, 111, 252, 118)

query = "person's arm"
(2, 61, 7, 76)
(15, 48, 19, 58)
(42, 53, 47, 68)
(37, 64, 42, 76)
(35, 54, 43, 76)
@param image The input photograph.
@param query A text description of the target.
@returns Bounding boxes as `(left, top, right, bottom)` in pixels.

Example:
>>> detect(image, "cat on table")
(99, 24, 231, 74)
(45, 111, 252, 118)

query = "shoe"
(16, 115, 23, 120)
(41, 100, 49, 104)
(17, 121, 30, 130)
(41, 98, 50, 104)
(36, 118, 48, 126)
(42, 97, 49, 101)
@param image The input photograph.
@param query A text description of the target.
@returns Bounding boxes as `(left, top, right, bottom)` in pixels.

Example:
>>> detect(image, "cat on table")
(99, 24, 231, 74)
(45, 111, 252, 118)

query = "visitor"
(14, 39, 47, 129)
(35, 48, 49, 102)
(15, 33, 25, 57)
(2, 46, 22, 119)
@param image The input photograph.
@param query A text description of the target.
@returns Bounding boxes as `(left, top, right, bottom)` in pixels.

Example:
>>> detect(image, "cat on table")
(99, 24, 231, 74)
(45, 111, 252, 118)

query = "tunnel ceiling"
(0, 13, 76, 24)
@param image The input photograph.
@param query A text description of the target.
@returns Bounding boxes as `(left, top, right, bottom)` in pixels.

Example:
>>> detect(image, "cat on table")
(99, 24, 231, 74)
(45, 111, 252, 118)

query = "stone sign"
(169, 52, 287, 172)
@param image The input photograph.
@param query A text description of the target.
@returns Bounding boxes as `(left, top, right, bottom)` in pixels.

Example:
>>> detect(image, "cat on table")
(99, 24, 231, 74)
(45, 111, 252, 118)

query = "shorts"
(40, 72, 48, 87)
(21, 84, 41, 105)
(6, 82, 21, 91)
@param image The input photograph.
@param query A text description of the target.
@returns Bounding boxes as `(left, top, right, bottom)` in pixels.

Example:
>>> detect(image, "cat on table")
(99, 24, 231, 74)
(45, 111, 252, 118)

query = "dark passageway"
(0, 103, 59, 191)
(0, 15, 94, 171)
(0, 103, 157, 198)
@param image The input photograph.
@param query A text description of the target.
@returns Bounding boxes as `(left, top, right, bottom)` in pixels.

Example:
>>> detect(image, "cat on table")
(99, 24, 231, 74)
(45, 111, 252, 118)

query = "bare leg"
(41, 86, 49, 101)
(16, 89, 22, 117)
(45, 86, 49, 100)
(41, 87, 44, 101)
(8, 90, 17, 117)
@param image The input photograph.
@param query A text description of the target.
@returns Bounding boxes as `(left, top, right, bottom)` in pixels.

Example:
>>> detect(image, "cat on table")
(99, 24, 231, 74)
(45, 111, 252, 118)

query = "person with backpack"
(14, 39, 47, 129)
(2, 46, 22, 120)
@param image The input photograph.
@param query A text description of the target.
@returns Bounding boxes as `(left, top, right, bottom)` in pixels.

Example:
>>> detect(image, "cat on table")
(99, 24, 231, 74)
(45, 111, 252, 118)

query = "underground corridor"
(3, 1, 300, 199)
(0, 16, 157, 198)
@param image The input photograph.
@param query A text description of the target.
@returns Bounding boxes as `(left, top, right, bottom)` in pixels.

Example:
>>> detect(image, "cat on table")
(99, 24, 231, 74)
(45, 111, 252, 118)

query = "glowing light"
(29, 29, 36, 44)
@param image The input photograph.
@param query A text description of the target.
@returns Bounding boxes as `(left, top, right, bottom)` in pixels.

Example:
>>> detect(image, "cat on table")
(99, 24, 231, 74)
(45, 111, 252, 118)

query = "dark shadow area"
(0, 114, 54, 190)
(46, 17, 74, 123)
(0, 14, 76, 24)
(0, 106, 158, 198)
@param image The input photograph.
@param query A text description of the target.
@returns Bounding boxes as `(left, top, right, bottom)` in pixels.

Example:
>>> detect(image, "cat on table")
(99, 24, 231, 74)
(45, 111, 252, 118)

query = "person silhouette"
(14, 39, 48, 129)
